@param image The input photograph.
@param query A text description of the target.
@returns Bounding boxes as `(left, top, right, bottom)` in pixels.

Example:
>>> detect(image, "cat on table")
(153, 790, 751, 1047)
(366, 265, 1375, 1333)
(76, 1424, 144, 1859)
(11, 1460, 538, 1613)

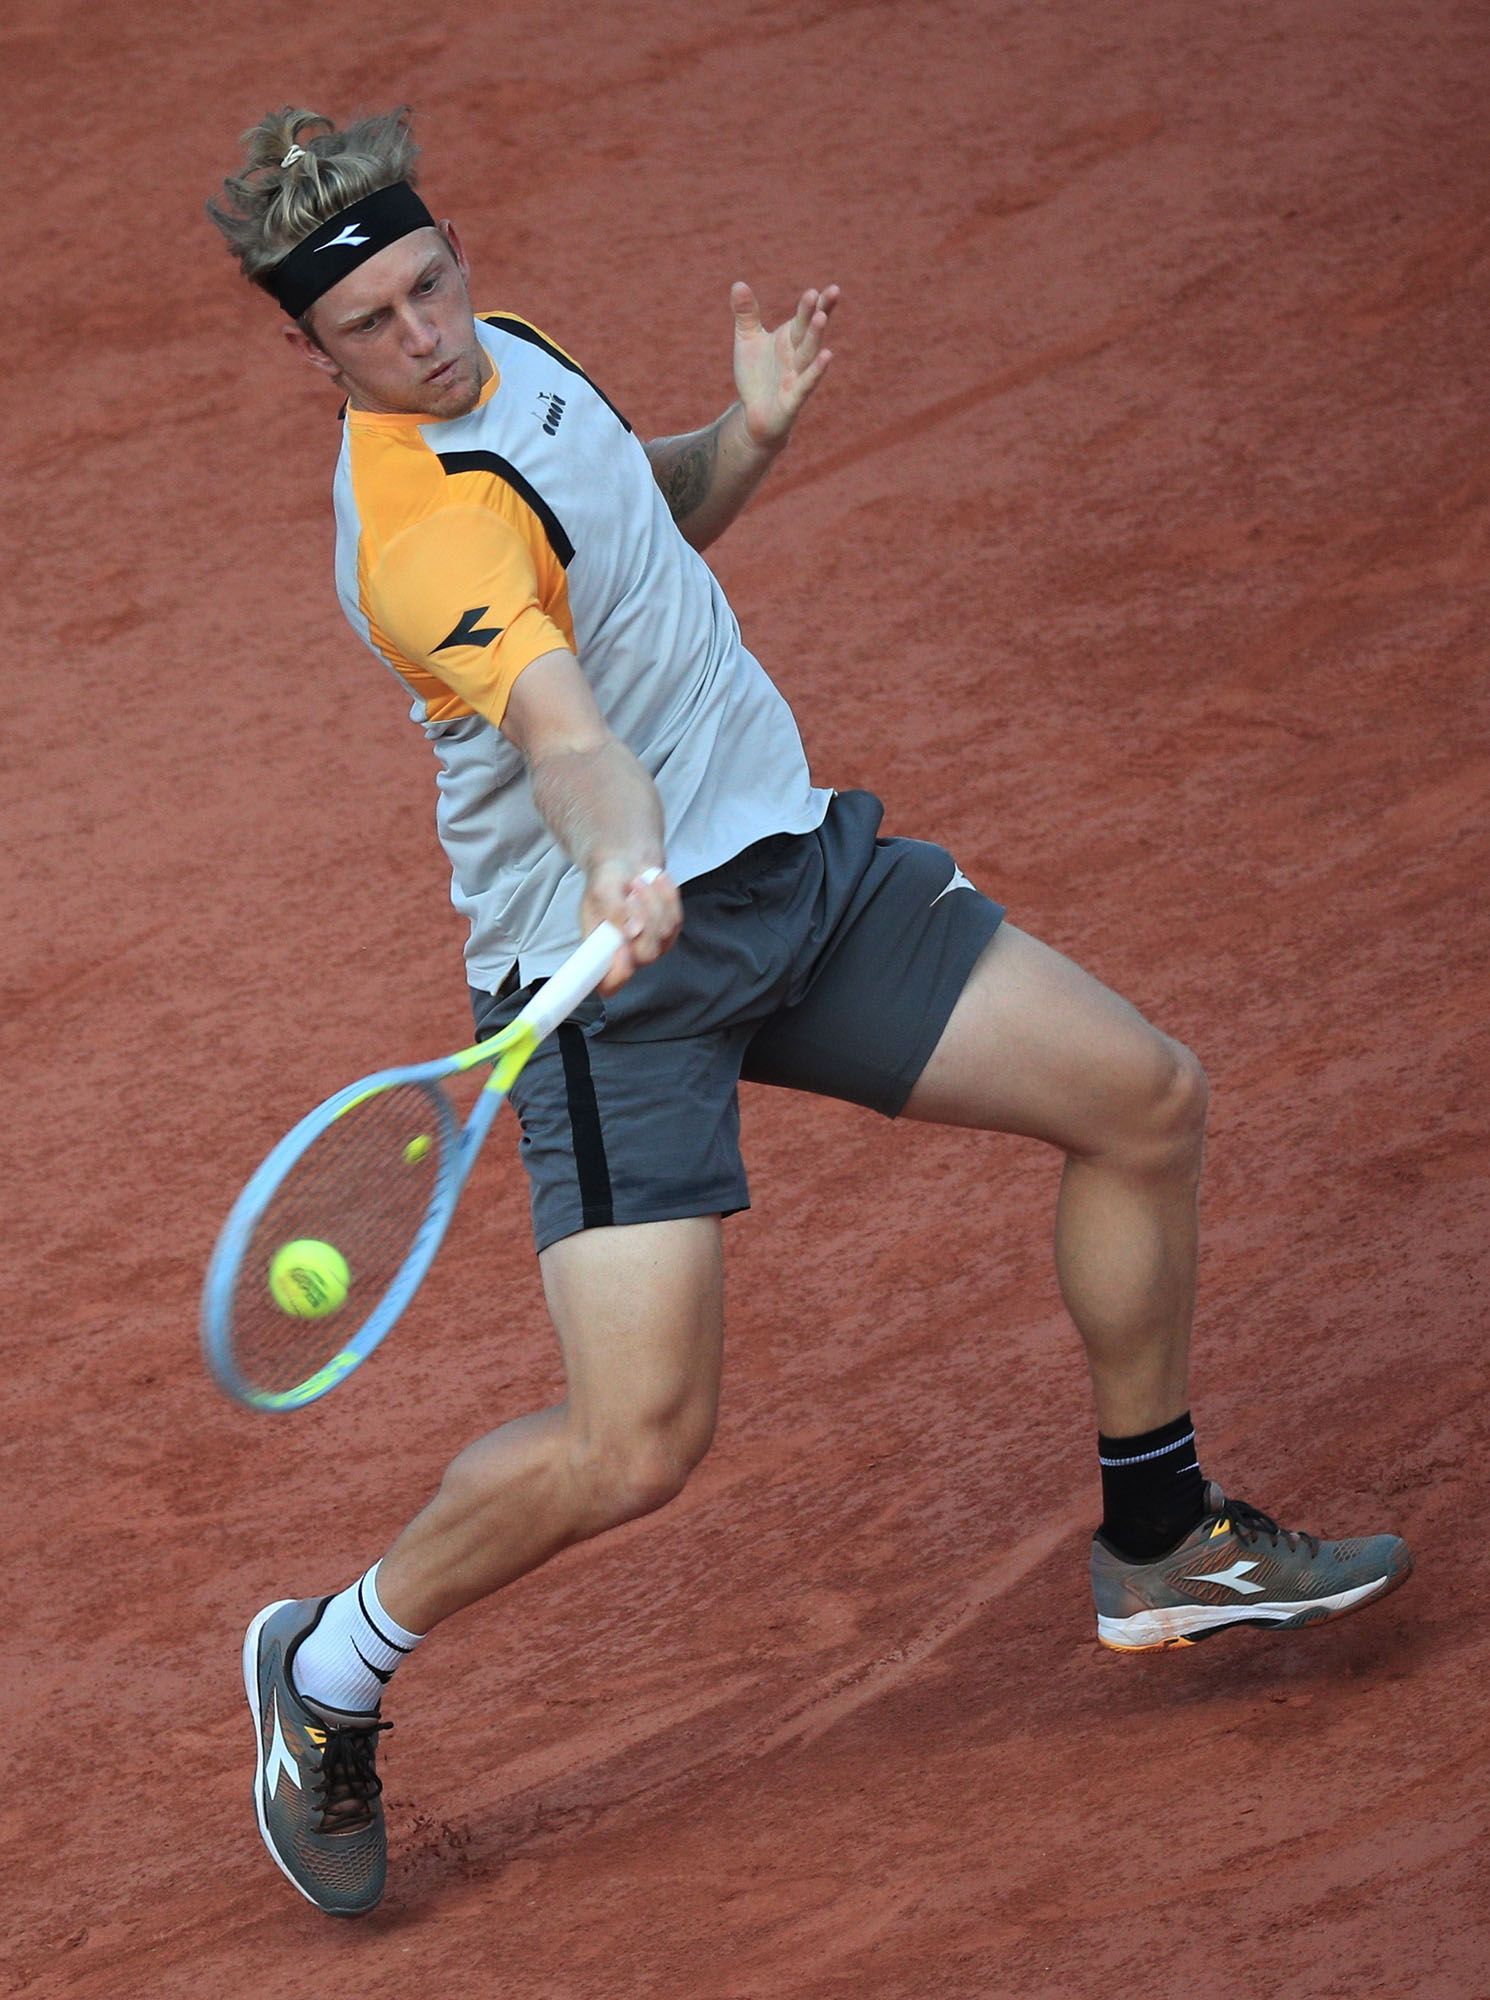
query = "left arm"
(647, 281, 839, 551)
(644, 403, 779, 553)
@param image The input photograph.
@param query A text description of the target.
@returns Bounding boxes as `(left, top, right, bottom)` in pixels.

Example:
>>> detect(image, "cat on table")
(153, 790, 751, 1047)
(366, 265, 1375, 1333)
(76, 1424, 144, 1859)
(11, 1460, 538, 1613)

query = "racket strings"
(231, 1083, 449, 1396)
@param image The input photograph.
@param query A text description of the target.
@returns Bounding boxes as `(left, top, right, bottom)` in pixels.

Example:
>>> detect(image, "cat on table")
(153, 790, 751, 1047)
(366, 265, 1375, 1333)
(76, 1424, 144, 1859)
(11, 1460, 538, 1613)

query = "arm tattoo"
(651, 427, 719, 524)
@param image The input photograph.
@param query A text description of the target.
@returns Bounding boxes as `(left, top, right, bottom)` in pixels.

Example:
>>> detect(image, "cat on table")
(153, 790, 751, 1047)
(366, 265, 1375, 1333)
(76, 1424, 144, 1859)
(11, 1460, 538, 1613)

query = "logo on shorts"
(538, 392, 567, 436)
(931, 865, 976, 906)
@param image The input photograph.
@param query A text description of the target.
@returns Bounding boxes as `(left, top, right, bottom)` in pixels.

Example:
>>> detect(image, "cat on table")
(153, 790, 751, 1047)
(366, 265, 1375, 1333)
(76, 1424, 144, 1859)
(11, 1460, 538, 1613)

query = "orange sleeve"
(367, 506, 572, 727)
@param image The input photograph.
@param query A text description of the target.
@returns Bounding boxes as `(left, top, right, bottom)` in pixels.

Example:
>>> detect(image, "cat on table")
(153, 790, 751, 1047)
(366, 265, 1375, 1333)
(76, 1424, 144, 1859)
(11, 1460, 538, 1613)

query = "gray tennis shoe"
(1092, 1483, 1413, 1651)
(243, 1597, 390, 1915)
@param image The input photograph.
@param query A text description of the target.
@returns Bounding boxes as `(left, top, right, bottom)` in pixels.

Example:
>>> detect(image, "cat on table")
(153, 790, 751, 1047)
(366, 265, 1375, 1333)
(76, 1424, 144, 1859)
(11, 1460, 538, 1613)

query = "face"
(284, 222, 489, 419)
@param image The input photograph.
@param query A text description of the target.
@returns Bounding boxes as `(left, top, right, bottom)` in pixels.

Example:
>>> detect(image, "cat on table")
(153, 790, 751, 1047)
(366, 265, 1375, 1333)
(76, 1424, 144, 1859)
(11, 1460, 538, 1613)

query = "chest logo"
(434, 606, 505, 652)
(539, 392, 567, 436)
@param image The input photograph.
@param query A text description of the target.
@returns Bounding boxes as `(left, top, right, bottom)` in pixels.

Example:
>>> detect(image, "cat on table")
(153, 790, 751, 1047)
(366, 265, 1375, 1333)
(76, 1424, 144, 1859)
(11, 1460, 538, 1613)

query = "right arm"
(501, 648, 681, 993)
(367, 510, 680, 994)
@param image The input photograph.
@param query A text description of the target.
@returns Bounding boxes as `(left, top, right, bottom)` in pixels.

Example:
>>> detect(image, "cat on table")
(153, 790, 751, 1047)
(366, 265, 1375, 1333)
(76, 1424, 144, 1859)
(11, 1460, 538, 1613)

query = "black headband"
(263, 181, 436, 319)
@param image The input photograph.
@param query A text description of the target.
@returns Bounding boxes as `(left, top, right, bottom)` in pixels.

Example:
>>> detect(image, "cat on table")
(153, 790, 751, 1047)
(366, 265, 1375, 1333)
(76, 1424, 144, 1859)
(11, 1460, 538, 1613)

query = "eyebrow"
(334, 253, 446, 329)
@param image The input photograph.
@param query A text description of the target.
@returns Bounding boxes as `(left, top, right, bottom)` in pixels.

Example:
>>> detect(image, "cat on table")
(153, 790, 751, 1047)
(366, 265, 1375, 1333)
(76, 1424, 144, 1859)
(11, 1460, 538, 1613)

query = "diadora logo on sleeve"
(434, 606, 505, 651)
(537, 392, 567, 436)
(317, 224, 371, 252)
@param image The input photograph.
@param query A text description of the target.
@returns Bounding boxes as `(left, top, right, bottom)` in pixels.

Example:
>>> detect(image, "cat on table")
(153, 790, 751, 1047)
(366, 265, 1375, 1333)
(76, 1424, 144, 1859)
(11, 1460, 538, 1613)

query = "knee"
(1149, 1036, 1209, 1163)
(573, 1406, 716, 1532)
(1112, 1035, 1209, 1174)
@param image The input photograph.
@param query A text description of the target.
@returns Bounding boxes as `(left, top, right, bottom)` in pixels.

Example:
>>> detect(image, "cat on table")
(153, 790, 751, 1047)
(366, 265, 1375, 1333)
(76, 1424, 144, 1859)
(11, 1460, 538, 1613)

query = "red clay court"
(6, 1, 1488, 1993)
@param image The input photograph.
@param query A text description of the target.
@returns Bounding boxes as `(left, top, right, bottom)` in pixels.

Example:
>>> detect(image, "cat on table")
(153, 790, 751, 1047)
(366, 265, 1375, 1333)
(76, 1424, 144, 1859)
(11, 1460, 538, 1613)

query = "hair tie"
(281, 144, 308, 168)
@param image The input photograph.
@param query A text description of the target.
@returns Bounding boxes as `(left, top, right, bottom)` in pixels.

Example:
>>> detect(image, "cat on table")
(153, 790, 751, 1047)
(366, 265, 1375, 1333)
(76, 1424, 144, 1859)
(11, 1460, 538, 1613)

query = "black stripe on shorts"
(557, 1024, 614, 1229)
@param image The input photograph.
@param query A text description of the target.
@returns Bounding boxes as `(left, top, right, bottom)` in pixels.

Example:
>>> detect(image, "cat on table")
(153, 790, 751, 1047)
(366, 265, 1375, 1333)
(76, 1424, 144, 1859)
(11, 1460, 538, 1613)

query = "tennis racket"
(200, 917, 626, 1412)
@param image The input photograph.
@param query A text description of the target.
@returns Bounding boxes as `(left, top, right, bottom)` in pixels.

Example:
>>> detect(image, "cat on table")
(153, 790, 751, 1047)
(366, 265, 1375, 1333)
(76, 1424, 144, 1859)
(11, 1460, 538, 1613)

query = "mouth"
(426, 358, 457, 386)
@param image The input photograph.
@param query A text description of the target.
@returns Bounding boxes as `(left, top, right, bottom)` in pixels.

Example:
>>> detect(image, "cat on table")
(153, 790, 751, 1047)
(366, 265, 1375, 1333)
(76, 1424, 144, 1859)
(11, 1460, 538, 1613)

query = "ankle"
(291, 1563, 424, 1713)
(1097, 1412, 1207, 1560)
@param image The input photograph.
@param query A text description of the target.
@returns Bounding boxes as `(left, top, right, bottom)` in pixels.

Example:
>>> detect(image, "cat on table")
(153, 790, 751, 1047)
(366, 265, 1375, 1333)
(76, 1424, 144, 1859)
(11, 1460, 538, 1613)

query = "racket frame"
(200, 918, 624, 1411)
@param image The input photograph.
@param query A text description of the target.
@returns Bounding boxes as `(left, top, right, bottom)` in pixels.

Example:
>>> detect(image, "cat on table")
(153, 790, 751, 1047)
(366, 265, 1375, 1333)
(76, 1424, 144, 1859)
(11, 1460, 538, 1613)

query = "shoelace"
(313, 1720, 392, 1834)
(1225, 1496, 1320, 1559)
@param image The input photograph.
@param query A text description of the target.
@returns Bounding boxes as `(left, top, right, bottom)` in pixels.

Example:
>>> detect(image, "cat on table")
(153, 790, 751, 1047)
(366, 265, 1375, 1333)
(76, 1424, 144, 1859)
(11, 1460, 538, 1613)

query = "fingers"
(792, 283, 839, 343)
(737, 280, 841, 353)
(620, 867, 682, 960)
(793, 348, 834, 403)
(730, 280, 763, 334)
(786, 287, 839, 401)
(790, 287, 817, 343)
(586, 866, 682, 995)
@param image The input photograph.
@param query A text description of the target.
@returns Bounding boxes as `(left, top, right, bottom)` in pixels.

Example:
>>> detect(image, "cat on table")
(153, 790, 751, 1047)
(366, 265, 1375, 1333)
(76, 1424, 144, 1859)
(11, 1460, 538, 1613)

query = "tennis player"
(209, 106, 1412, 1916)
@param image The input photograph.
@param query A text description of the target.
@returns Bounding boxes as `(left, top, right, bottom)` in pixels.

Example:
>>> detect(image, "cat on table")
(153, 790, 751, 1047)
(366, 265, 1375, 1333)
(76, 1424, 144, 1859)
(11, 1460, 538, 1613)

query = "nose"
(400, 306, 439, 356)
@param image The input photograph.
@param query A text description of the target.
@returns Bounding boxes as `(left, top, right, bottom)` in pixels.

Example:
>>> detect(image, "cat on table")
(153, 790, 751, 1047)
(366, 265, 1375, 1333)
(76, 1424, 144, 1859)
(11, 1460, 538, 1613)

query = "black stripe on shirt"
(436, 450, 576, 568)
(480, 314, 633, 433)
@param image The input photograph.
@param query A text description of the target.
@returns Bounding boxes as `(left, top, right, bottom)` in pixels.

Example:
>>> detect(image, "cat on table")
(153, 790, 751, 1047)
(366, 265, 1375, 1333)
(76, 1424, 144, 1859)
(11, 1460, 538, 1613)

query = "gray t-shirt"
(331, 311, 830, 991)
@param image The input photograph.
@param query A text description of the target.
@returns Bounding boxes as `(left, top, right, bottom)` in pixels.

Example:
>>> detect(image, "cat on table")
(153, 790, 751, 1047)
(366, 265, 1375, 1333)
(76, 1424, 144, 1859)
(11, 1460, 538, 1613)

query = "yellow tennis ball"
(268, 1240, 351, 1319)
(403, 1134, 432, 1164)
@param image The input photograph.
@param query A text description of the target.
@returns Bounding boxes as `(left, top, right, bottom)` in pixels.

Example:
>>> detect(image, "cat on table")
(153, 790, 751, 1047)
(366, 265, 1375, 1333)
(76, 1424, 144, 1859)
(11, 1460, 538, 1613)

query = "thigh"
(742, 810, 1005, 1116)
(902, 923, 1190, 1151)
(474, 989, 753, 1253)
(540, 1216, 724, 1447)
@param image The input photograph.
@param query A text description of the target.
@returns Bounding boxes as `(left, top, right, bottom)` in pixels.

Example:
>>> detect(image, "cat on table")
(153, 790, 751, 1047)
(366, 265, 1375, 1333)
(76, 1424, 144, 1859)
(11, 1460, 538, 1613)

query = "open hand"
(731, 281, 840, 450)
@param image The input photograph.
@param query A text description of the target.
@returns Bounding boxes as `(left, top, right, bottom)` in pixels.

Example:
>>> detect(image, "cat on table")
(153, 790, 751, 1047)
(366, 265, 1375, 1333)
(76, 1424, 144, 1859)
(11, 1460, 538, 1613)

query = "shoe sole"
(243, 1599, 363, 1915)
(1096, 1553, 1413, 1651)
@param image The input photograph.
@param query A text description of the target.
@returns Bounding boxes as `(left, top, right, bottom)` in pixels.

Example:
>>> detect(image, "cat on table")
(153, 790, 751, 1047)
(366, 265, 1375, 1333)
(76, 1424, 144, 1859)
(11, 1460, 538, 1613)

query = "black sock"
(1098, 1411, 1207, 1561)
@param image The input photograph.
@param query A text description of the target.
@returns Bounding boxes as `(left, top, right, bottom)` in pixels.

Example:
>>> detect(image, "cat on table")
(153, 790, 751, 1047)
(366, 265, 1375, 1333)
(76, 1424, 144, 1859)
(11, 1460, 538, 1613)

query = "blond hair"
(206, 105, 420, 289)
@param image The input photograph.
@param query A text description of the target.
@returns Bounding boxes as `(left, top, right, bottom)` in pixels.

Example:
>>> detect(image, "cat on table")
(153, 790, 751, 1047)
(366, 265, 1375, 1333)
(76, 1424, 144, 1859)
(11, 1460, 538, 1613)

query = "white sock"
(291, 1562, 424, 1714)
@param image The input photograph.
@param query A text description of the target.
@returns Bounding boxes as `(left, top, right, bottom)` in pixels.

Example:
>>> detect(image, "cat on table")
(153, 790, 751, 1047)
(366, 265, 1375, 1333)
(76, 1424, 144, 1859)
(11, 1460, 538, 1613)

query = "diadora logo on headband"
(263, 181, 436, 319)
(318, 225, 371, 252)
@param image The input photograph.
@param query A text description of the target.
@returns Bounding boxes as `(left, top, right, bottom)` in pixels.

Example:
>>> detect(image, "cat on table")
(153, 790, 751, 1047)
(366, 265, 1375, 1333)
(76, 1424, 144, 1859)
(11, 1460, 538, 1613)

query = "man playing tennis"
(209, 106, 1412, 1917)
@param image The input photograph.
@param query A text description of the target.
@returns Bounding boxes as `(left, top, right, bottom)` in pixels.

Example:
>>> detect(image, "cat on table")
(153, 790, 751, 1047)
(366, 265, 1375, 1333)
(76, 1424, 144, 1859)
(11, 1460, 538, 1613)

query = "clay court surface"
(6, 0, 1489, 1992)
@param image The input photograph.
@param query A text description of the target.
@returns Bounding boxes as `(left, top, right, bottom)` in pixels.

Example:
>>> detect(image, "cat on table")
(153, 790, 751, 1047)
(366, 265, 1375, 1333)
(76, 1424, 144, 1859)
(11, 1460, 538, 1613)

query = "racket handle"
(513, 869, 663, 1044)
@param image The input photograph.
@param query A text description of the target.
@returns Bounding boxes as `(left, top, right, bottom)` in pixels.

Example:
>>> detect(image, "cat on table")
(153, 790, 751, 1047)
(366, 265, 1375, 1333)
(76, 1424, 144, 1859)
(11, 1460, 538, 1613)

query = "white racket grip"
(513, 869, 662, 1045)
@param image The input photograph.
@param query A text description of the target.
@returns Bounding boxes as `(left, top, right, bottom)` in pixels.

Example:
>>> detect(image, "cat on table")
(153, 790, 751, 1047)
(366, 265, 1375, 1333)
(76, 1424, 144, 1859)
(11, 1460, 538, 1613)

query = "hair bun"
(208, 104, 420, 289)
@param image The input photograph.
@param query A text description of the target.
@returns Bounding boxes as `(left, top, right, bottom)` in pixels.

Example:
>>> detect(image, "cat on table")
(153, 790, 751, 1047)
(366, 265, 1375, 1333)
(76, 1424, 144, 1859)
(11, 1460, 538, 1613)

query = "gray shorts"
(471, 790, 1004, 1251)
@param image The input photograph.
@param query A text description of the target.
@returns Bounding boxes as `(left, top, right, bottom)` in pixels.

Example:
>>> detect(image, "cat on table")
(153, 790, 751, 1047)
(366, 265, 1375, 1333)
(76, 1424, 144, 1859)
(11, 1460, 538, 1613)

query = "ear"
(282, 319, 343, 382)
(439, 219, 471, 284)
